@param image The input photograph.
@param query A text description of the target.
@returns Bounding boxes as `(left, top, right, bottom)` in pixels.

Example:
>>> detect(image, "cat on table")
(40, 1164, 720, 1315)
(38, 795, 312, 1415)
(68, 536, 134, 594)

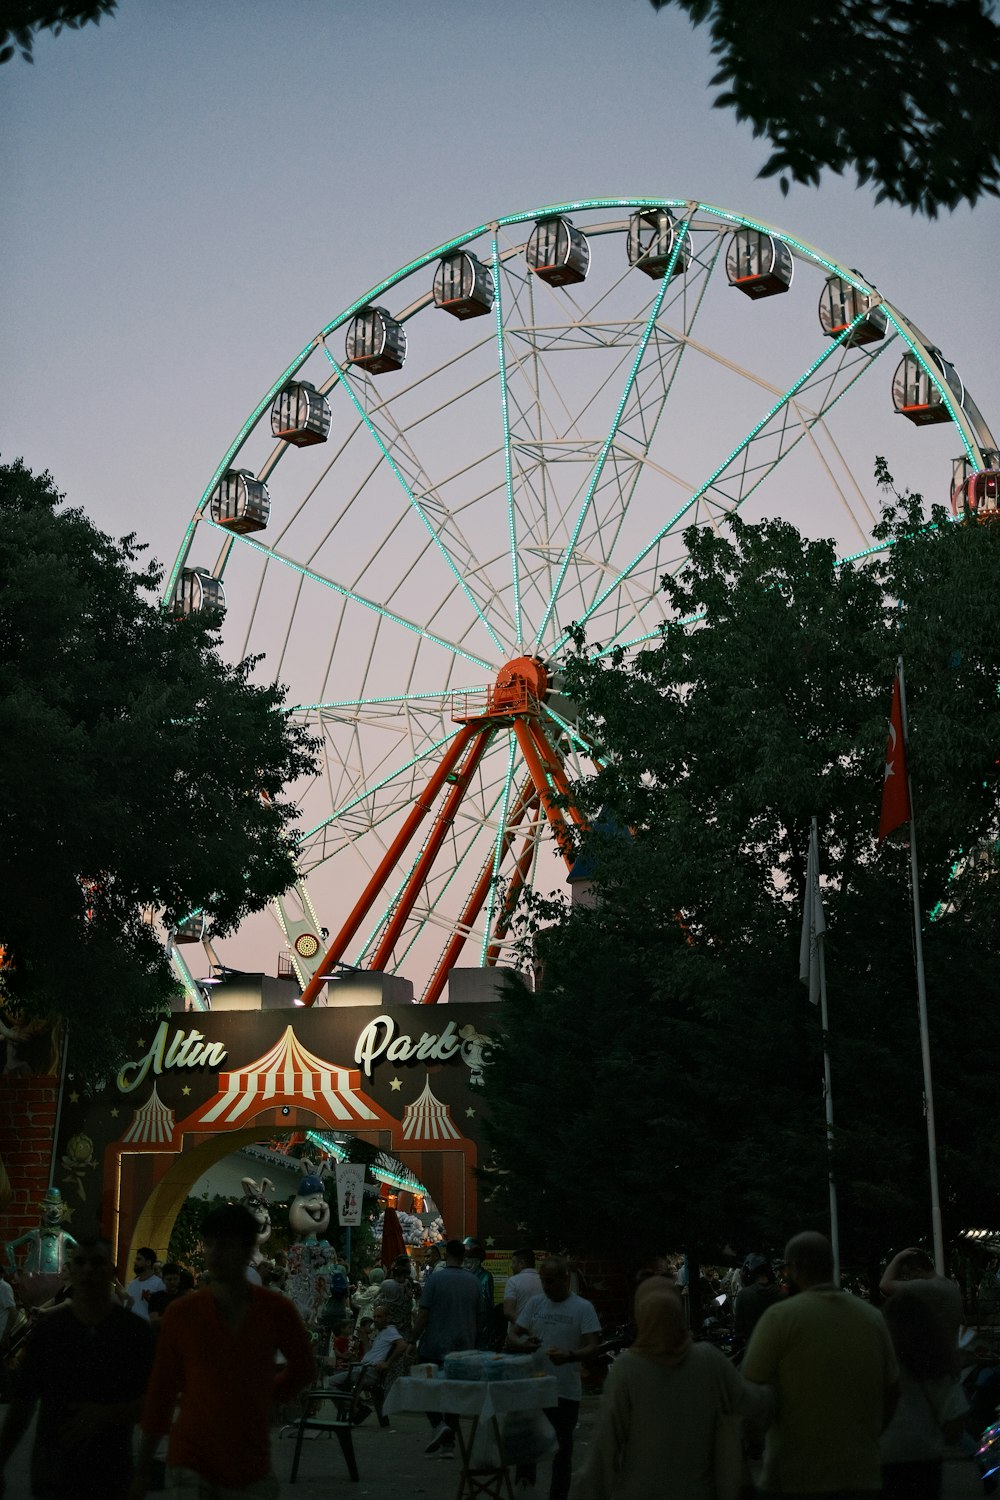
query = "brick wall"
(0, 1075, 59, 1247)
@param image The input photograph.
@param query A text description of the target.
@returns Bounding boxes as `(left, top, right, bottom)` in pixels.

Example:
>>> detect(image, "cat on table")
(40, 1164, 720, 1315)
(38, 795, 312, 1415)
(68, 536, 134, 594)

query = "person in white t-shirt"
(125, 1247, 165, 1322)
(503, 1247, 543, 1327)
(508, 1255, 600, 1500)
(328, 1303, 406, 1391)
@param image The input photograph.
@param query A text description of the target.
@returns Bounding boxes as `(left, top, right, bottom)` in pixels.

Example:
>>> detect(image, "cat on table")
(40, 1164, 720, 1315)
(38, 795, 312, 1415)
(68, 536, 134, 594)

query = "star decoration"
(389, 1078, 402, 1092)
(69, 1090, 80, 1104)
(516, 1222, 527, 1232)
(110, 1107, 119, 1118)
(485, 1236, 495, 1247)
(465, 1106, 476, 1118)
(136, 1038, 145, 1048)
(181, 1085, 191, 1096)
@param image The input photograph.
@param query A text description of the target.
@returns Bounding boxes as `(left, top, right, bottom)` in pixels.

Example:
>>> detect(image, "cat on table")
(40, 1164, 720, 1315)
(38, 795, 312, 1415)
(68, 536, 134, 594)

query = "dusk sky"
(4, 1, 997, 985)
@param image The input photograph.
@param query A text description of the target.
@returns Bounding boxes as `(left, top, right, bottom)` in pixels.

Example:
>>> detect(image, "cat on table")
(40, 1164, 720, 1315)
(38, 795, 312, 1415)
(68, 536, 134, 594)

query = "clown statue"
(285, 1171, 337, 1333)
(5, 1186, 77, 1308)
(240, 1176, 274, 1270)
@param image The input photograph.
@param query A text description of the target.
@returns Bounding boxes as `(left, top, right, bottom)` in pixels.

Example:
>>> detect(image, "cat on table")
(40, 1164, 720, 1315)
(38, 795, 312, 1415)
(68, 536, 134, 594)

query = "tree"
(482, 479, 1000, 1274)
(0, 2, 117, 65)
(0, 460, 317, 1076)
(649, 0, 1000, 216)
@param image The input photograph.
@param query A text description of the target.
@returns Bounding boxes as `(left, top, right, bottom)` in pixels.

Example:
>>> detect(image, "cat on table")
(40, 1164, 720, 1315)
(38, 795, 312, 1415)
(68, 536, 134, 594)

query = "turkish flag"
(878, 671, 911, 841)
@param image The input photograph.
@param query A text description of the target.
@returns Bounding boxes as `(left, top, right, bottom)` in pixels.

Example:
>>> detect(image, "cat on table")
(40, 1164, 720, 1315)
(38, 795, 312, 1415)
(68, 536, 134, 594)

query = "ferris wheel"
(165, 197, 998, 1007)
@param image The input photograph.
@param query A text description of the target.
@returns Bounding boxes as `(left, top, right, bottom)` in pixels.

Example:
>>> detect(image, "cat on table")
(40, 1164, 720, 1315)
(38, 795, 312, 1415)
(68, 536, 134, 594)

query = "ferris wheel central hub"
(490, 655, 548, 714)
(452, 655, 550, 723)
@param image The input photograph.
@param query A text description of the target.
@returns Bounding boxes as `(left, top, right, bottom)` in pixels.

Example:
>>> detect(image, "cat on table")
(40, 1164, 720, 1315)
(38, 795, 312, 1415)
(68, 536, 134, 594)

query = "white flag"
(798, 820, 827, 1004)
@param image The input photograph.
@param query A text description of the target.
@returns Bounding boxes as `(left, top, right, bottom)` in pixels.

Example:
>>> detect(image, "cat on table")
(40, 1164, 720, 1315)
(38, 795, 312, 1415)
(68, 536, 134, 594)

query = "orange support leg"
(367, 728, 495, 973)
(421, 780, 538, 1004)
(512, 718, 576, 866)
(298, 724, 480, 1006)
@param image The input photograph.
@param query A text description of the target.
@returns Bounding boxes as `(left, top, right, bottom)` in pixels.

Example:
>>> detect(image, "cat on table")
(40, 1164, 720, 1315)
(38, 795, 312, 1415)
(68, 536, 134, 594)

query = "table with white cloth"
(384, 1373, 559, 1500)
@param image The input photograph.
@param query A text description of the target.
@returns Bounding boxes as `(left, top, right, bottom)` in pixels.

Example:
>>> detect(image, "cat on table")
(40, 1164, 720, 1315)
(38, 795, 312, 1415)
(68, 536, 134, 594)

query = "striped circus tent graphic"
(177, 1025, 396, 1132)
(122, 1082, 175, 1145)
(401, 1076, 461, 1142)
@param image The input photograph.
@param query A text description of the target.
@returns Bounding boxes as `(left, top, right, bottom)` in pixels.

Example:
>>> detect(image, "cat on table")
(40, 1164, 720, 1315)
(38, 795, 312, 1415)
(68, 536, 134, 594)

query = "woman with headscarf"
(570, 1282, 771, 1500)
(879, 1286, 968, 1500)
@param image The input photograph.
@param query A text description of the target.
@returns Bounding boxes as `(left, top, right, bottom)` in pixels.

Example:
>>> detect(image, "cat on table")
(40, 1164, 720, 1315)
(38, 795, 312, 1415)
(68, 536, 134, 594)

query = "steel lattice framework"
(165, 199, 996, 1007)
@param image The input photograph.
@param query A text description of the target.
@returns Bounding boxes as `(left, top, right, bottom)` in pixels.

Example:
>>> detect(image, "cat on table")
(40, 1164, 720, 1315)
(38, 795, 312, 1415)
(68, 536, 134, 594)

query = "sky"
(4, 0, 997, 986)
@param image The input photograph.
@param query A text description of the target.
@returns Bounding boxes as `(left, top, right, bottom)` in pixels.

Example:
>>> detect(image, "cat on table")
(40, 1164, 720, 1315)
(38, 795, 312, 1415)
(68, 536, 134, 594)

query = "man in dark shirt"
(0, 1235, 155, 1500)
(412, 1237, 479, 1456)
(147, 1262, 185, 1325)
(734, 1253, 781, 1344)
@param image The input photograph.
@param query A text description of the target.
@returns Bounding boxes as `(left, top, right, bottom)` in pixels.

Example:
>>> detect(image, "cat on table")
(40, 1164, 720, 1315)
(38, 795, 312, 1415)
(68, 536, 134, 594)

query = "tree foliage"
(650, 0, 1000, 215)
(0, 2, 117, 65)
(0, 460, 317, 1075)
(483, 478, 1000, 1269)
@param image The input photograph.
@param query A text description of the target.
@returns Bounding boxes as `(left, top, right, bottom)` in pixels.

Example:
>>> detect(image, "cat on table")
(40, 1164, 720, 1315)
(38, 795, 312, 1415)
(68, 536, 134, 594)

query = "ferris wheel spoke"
(322, 347, 508, 657)
(492, 234, 524, 652)
(205, 521, 494, 673)
(559, 317, 894, 653)
(586, 234, 727, 585)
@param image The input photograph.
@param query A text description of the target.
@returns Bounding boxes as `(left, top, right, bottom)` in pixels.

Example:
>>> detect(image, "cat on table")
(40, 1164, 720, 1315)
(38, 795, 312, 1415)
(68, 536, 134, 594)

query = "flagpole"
(811, 818, 841, 1284)
(896, 657, 946, 1275)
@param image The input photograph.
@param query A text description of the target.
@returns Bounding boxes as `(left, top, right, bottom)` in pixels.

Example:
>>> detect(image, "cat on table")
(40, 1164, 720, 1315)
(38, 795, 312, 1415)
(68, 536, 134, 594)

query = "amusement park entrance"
(52, 998, 498, 1277)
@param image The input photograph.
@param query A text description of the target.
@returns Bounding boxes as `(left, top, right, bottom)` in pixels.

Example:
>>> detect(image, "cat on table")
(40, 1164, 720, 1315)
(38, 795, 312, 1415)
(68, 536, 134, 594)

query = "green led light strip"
(205, 519, 494, 674)
(289, 686, 488, 713)
(533, 222, 682, 650)
(559, 311, 871, 652)
(295, 727, 462, 845)
(493, 234, 523, 651)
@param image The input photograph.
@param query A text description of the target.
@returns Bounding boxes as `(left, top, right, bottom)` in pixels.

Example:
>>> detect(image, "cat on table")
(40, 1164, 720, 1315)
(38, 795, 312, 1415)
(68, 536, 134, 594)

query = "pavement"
(0, 1397, 988, 1496)
(277, 1398, 988, 1498)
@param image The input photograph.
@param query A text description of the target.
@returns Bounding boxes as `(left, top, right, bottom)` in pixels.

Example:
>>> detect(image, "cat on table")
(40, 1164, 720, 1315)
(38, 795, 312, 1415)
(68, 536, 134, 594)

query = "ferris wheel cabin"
(951, 465, 1000, 522)
(345, 306, 407, 373)
(271, 381, 332, 447)
(171, 568, 226, 620)
(172, 913, 211, 944)
(626, 208, 689, 280)
(892, 354, 953, 426)
(433, 253, 495, 319)
(209, 469, 271, 535)
(818, 277, 887, 347)
(525, 216, 590, 288)
(726, 229, 793, 299)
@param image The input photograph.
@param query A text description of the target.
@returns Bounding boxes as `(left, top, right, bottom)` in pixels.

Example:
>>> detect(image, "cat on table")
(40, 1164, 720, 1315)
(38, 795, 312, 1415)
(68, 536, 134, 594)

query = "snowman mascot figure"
(285, 1170, 336, 1333)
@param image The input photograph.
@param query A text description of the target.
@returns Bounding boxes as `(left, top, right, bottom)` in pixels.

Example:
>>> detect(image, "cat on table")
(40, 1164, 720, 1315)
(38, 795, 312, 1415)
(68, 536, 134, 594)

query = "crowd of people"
(0, 1217, 994, 1500)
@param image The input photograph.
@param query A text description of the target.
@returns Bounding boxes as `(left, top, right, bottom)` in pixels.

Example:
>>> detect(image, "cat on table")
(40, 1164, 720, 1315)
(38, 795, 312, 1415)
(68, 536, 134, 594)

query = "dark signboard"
(57, 1002, 502, 1267)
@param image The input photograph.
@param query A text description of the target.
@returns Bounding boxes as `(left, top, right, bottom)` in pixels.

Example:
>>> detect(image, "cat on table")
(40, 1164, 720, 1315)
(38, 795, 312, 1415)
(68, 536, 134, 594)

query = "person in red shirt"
(129, 1203, 315, 1499)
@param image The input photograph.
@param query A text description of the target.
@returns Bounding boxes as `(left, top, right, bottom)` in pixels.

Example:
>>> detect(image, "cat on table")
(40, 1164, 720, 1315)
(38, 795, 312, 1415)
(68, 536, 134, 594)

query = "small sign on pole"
(335, 1162, 365, 1227)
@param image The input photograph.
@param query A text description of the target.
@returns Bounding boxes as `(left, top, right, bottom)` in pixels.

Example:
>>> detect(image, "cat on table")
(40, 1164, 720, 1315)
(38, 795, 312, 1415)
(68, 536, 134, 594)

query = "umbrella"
(379, 1205, 407, 1269)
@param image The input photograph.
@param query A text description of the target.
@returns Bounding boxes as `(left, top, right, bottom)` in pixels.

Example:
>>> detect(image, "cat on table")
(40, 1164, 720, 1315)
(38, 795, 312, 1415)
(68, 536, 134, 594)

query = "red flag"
(878, 671, 912, 841)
